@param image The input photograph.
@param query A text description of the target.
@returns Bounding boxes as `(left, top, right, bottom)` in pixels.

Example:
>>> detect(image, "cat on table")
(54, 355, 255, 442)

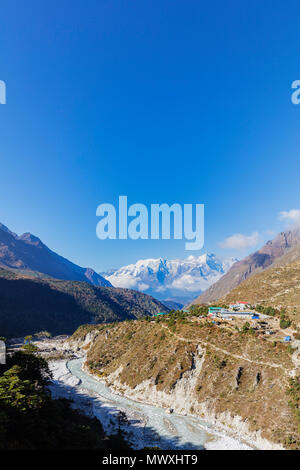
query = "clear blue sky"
(1, 0, 300, 271)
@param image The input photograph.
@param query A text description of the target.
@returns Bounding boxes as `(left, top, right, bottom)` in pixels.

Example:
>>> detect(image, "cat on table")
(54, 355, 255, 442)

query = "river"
(58, 358, 251, 450)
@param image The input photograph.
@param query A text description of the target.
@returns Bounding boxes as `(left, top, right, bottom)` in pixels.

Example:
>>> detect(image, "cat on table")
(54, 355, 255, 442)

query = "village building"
(229, 301, 249, 311)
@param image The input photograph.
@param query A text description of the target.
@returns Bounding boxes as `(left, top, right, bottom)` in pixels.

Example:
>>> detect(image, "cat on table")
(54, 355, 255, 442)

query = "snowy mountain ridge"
(102, 254, 238, 304)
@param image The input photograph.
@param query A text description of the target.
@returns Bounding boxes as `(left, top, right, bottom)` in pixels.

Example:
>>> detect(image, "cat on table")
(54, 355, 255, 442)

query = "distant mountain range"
(160, 299, 185, 310)
(0, 223, 111, 287)
(0, 222, 171, 337)
(101, 254, 238, 304)
(192, 228, 300, 305)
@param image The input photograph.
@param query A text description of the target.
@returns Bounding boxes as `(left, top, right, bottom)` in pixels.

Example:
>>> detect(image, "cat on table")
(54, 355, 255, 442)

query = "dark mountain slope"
(0, 223, 111, 287)
(161, 299, 184, 310)
(0, 268, 168, 338)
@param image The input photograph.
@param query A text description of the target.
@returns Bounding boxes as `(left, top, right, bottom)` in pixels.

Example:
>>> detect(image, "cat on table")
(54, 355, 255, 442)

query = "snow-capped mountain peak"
(101, 254, 238, 304)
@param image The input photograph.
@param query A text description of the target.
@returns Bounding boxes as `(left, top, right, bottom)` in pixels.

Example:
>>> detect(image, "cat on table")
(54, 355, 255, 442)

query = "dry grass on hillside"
(74, 316, 300, 448)
(221, 260, 300, 325)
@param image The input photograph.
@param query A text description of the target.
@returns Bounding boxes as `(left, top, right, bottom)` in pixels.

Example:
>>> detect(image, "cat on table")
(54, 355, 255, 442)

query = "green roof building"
(208, 307, 222, 314)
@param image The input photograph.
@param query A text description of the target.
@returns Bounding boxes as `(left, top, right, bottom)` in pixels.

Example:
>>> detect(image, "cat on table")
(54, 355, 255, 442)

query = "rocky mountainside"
(102, 254, 237, 305)
(0, 223, 111, 287)
(0, 268, 168, 338)
(192, 229, 300, 305)
(69, 315, 300, 449)
(221, 259, 300, 323)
